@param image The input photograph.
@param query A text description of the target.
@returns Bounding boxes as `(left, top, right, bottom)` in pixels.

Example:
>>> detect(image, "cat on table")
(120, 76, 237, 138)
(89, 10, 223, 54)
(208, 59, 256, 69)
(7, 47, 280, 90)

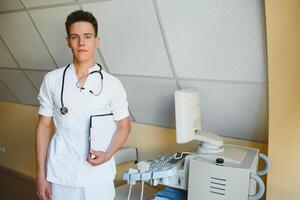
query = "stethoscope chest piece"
(60, 107, 68, 115)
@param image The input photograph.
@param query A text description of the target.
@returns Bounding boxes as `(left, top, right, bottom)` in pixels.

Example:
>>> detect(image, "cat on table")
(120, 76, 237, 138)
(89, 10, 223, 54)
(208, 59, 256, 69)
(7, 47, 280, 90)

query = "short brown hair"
(65, 10, 98, 36)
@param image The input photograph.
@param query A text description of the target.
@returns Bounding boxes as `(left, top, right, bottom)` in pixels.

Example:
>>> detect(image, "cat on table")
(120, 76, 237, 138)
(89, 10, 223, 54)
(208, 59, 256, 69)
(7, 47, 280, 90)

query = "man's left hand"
(87, 150, 111, 166)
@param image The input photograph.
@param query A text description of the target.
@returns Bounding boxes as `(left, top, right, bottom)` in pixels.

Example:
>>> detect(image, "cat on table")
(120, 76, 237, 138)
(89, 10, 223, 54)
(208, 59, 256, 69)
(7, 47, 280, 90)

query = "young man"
(35, 10, 131, 200)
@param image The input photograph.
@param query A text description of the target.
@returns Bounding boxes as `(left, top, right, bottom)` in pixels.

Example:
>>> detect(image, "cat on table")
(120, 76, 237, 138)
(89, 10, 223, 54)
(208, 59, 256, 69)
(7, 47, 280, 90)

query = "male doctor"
(35, 10, 131, 200)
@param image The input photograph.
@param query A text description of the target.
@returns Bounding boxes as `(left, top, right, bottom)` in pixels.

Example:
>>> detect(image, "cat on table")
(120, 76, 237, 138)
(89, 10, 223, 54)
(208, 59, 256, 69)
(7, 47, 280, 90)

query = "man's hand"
(87, 150, 111, 166)
(36, 177, 52, 200)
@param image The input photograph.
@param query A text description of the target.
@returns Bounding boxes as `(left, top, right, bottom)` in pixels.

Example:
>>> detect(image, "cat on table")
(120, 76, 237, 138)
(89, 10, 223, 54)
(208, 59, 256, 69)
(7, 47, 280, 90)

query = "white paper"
(89, 114, 116, 152)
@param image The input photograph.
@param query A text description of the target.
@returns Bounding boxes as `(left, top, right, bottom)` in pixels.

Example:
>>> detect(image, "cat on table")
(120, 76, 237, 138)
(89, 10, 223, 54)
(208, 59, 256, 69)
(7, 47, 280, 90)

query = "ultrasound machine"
(122, 89, 271, 200)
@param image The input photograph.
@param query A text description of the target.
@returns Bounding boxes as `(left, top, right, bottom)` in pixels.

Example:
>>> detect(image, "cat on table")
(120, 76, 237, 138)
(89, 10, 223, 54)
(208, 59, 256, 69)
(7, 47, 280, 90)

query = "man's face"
(67, 21, 99, 63)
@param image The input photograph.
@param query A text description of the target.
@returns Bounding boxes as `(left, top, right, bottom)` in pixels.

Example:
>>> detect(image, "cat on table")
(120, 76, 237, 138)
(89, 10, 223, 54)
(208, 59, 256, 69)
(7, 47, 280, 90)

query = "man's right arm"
(35, 115, 53, 200)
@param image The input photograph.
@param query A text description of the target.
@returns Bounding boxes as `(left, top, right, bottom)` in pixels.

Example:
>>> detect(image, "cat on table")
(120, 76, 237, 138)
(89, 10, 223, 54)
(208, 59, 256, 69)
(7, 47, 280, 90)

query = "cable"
(136, 161, 150, 200)
(256, 153, 271, 176)
(126, 168, 138, 200)
(249, 172, 265, 200)
(127, 184, 133, 200)
(173, 152, 195, 160)
(140, 181, 144, 200)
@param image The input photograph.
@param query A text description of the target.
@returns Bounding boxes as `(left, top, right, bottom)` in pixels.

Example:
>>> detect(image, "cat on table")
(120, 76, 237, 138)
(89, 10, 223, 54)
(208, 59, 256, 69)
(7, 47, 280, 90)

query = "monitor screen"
(175, 89, 201, 144)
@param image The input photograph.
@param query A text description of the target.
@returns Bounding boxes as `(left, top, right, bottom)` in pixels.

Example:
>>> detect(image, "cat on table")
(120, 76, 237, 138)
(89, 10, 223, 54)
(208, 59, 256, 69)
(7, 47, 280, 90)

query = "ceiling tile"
(0, 69, 38, 105)
(179, 80, 267, 142)
(0, 38, 18, 68)
(0, 81, 18, 103)
(83, 0, 173, 77)
(24, 71, 48, 90)
(158, 0, 266, 82)
(0, 0, 23, 12)
(0, 11, 56, 70)
(30, 5, 80, 67)
(22, 0, 75, 8)
(118, 76, 178, 127)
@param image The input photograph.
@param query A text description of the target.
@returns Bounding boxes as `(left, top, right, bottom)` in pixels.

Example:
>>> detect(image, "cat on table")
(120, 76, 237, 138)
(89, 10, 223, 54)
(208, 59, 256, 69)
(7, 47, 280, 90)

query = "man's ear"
(66, 36, 71, 48)
(95, 36, 100, 48)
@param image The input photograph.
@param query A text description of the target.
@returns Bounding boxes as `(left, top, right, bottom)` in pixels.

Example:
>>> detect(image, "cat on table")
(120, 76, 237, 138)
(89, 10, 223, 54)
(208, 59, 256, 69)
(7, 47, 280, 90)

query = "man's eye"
(71, 36, 78, 40)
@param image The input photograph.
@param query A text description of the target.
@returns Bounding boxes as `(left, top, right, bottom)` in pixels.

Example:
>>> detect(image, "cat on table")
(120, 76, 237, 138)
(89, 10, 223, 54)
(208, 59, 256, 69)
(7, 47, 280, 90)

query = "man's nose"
(79, 37, 85, 46)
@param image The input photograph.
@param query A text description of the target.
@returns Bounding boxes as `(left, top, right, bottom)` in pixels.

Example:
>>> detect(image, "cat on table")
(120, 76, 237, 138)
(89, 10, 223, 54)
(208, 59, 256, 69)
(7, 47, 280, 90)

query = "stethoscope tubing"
(60, 63, 103, 115)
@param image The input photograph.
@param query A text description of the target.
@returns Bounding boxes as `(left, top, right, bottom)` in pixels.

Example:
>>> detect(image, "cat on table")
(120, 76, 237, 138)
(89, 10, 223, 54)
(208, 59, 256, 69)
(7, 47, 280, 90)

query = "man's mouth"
(78, 49, 88, 53)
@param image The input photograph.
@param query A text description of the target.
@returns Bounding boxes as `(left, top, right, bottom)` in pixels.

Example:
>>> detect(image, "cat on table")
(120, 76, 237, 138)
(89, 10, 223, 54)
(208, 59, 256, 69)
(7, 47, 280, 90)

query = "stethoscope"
(60, 63, 103, 115)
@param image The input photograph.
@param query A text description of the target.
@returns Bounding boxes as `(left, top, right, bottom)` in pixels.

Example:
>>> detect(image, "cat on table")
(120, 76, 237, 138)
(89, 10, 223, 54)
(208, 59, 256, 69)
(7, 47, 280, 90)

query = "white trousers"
(51, 182, 115, 200)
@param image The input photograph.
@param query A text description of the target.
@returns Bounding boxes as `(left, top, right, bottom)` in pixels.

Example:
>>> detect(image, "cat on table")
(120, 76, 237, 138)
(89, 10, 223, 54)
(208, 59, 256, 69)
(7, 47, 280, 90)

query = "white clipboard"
(89, 113, 116, 153)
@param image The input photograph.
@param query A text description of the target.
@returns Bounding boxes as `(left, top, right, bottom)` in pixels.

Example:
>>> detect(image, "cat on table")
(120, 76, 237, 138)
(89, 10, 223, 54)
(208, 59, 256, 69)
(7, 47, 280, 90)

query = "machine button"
(216, 158, 224, 166)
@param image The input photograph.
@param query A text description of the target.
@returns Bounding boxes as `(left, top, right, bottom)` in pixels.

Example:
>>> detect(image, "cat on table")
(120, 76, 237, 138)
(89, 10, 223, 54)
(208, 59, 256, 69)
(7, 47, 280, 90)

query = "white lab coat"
(38, 63, 129, 189)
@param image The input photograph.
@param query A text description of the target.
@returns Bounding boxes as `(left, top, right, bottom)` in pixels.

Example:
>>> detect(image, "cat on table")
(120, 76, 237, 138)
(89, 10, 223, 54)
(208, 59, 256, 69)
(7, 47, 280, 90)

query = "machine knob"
(216, 158, 224, 166)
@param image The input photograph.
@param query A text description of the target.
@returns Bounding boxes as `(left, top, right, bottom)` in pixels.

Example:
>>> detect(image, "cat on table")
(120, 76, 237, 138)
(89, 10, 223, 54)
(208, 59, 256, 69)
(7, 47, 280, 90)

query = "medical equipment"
(123, 144, 270, 200)
(188, 145, 270, 200)
(175, 89, 201, 143)
(175, 89, 224, 154)
(122, 89, 271, 199)
(60, 63, 103, 115)
(123, 153, 189, 190)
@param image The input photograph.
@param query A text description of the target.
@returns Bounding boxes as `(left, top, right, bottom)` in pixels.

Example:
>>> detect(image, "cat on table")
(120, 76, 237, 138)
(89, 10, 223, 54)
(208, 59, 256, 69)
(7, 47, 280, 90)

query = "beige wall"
(0, 102, 38, 177)
(265, 0, 300, 199)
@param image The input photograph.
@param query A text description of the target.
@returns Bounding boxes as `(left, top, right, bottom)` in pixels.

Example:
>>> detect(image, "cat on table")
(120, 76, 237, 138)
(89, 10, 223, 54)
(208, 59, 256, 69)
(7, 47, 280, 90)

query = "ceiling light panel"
(24, 71, 48, 90)
(157, 0, 266, 82)
(30, 5, 80, 67)
(179, 80, 267, 142)
(21, 0, 75, 8)
(0, 0, 23, 12)
(118, 76, 178, 127)
(83, 0, 173, 77)
(0, 12, 56, 70)
(0, 81, 18, 103)
(0, 69, 38, 105)
(0, 38, 18, 68)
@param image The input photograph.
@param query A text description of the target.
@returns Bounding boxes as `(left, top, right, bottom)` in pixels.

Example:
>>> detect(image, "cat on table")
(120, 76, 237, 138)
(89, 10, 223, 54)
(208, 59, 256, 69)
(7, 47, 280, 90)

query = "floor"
(0, 166, 38, 200)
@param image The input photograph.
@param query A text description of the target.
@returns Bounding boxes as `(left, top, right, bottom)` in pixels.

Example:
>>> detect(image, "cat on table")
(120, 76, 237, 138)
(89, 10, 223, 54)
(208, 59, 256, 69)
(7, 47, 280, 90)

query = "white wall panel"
(22, 0, 75, 8)
(118, 76, 177, 127)
(179, 80, 267, 141)
(0, 0, 23, 12)
(0, 81, 18, 103)
(0, 12, 56, 70)
(83, 0, 173, 77)
(0, 39, 18, 68)
(157, 0, 266, 82)
(0, 69, 38, 105)
(30, 6, 80, 67)
(24, 71, 48, 90)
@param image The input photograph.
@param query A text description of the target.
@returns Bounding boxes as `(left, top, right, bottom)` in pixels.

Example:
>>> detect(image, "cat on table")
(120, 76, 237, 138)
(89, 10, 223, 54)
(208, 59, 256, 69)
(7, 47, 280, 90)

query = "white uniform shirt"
(38, 63, 129, 187)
